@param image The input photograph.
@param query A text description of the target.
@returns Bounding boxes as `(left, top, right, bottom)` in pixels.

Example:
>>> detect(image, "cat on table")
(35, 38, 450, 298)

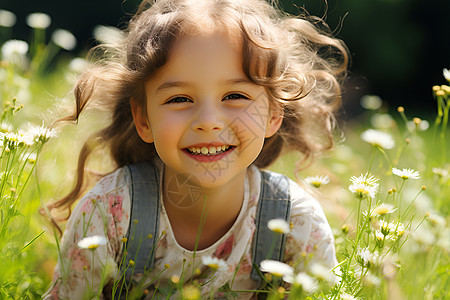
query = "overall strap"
(122, 160, 160, 279)
(250, 170, 291, 283)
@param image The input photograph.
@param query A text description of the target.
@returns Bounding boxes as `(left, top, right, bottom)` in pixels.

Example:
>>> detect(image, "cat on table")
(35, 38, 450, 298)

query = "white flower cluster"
(1, 40, 29, 67)
(361, 129, 395, 150)
(260, 260, 335, 294)
(28, 123, 57, 143)
(378, 220, 406, 238)
(0, 124, 57, 151)
(349, 174, 379, 200)
(356, 247, 382, 268)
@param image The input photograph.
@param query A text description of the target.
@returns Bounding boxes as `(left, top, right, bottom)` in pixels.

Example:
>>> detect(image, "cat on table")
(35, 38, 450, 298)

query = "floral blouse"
(45, 164, 337, 299)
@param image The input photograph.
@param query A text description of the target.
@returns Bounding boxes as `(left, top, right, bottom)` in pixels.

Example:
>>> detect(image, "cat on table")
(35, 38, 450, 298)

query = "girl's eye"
(223, 93, 249, 101)
(166, 96, 192, 104)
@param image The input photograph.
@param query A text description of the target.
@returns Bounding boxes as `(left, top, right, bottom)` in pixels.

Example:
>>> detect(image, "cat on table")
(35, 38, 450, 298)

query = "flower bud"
(432, 85, 441, 92)
(341, 224, 350, 235)
(436, 90, 445, 97)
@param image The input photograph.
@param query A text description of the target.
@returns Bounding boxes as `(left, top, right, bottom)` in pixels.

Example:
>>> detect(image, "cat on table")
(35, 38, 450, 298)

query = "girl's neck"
(162, 167, 246, 250)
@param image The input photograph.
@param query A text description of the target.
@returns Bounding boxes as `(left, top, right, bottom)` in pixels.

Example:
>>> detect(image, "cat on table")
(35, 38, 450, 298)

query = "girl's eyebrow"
(155, 81, 189, 93)
(155, 78, 254, 94)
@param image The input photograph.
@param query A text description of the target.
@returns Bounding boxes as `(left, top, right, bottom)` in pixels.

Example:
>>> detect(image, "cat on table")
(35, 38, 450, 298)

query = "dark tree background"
(1, 0, 449, 116)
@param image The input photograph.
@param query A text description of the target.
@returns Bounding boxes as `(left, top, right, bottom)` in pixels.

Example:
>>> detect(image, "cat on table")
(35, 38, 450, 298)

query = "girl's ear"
(265, 107, 284, 138)
(130, 98, 154, 143)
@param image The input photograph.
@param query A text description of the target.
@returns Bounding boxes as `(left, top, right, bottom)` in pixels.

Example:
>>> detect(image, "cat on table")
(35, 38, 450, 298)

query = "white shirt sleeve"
(284, 179, 338, 271)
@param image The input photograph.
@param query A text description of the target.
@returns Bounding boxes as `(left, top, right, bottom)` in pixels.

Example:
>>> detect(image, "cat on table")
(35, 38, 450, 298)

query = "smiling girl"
(44, 0, 348, 298)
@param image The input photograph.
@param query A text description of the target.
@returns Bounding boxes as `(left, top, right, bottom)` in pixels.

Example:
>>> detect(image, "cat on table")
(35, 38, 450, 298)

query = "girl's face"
(132, 33, 283, 189)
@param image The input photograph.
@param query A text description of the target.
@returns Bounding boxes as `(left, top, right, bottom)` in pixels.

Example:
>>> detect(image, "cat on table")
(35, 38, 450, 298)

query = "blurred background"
(1, 0, 449, 116)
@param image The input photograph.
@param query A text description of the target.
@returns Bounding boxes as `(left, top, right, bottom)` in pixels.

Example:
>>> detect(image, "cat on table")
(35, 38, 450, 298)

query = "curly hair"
(47, 0, 348, 223)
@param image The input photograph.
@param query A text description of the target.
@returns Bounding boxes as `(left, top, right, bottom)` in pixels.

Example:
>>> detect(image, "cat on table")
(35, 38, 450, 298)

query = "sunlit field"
(0, 10, 448, 300)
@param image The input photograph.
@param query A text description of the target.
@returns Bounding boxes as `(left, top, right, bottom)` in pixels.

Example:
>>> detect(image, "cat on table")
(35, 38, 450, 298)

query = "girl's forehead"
(170, 32, 241, 56)
(144, 32, 248, 91)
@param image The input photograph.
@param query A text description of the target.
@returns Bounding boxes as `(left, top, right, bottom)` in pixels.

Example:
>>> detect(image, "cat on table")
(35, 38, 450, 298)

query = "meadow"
(0, 11, 448, 299)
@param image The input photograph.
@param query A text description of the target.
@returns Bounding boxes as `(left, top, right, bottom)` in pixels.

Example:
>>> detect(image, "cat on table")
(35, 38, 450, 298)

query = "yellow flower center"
(208, 263, 219, 269)
(374, 207, 389, 215)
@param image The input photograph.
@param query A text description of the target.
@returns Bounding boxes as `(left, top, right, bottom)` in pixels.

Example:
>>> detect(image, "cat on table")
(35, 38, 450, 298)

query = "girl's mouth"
(183, 145, 235, 162)
(185, 145, 233, 155)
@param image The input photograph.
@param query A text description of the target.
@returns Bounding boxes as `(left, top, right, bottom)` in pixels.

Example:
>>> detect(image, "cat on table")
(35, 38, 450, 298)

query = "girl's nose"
(191, 102, 224, 132)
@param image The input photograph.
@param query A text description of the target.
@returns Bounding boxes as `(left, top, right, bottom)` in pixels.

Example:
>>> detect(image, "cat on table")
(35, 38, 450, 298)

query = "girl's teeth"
(188, 145, 230, 155)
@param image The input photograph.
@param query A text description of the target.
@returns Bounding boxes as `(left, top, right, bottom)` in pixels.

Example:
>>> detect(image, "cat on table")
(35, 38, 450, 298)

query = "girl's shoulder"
(286, 176, 328, 219)
(93, 166, 131, 195)
(69, 166, 132, 225)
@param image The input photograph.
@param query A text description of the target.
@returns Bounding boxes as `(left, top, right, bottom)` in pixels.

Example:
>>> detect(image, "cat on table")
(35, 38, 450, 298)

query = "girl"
(45, 0, 348, 298)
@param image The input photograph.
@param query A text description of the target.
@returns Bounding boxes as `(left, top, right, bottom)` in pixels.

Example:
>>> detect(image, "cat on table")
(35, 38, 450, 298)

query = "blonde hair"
(48, 0, 348, 221)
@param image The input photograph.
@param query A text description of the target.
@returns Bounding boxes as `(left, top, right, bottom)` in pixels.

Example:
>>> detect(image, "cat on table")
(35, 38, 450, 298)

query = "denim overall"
(120, 160, 291, 295)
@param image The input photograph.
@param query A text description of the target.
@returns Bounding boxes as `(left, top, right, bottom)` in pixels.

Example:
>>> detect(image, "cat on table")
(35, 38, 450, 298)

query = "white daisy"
(69, 58, 88, 73)
(432, 167, 448, 178)
(356, 247, 372, 268)
(93, 25, 125, 45)
(361, 129, 395, 149)
(392, 168, 420, 180)
(374, 230, 384, 241)
(26, 12, 51, 29)
(0, 10, 16, 27)
(360, 95, 383, 110)
(284, 272, 317, 293)
(370, 113, 394, 129)
(201, 256, 227, 271)
(372, 203, 397, 216)
(340, 292, 359, 300)
(305, 175, 330, 188)
(267, 219, 290, 234)
(349, 174, 379, 200)
(77, 235, 107, 250)
(309, 263, 334, 283)
(356, 247, 382, 268)
(427, 213, 447, 227)
(28, 123, 57, 143)
(443, 68, 450, 82)
(52, 29, 77, 51)
(379, 220, 392, 236)
(363, 271, 381, 286)
(26, 153, 37, 164)
(259, 260, 293, 278)
(393, 222, 406, 238)
(1, 40, 28, 62)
